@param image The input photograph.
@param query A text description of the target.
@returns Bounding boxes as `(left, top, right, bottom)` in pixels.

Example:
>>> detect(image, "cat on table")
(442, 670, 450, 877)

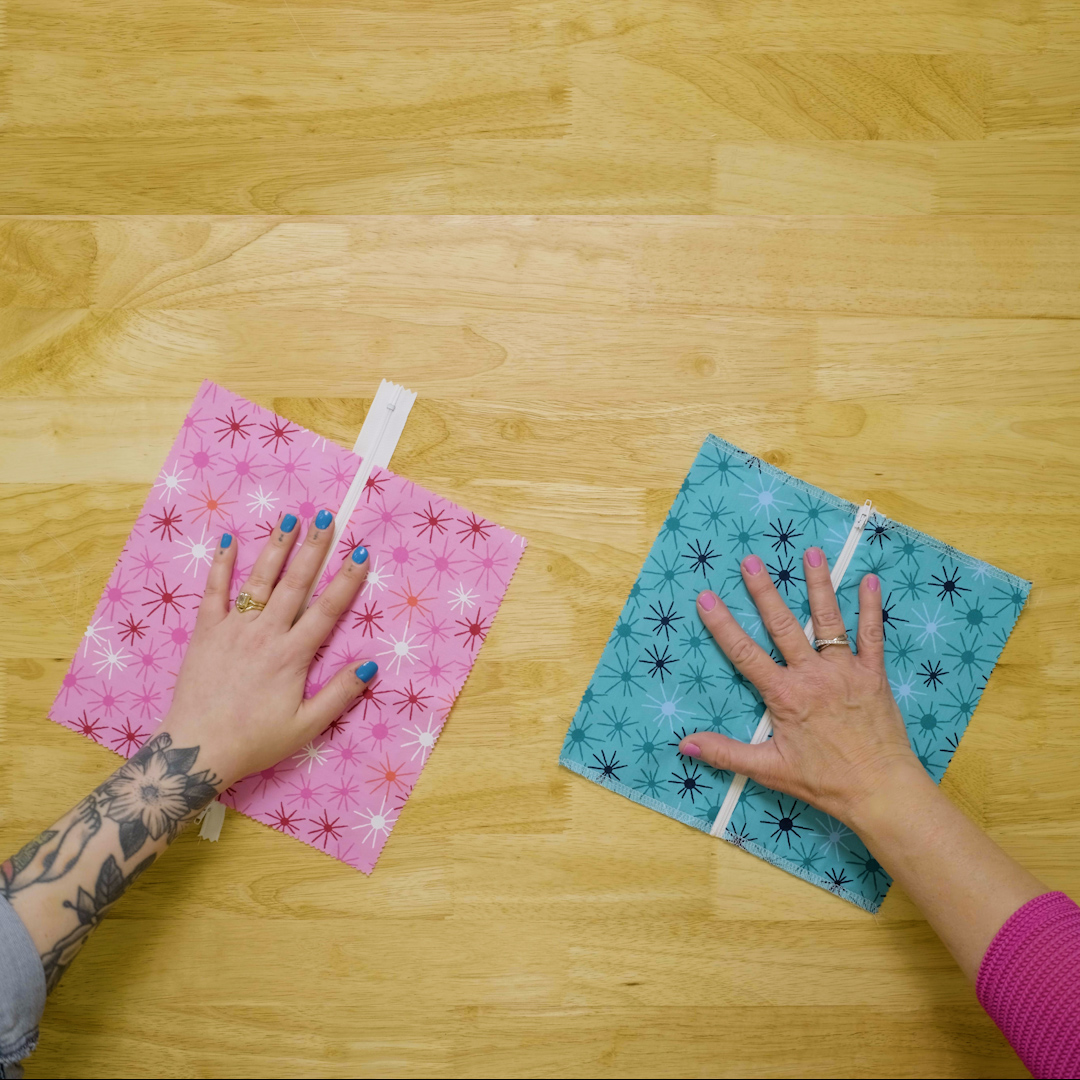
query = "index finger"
(290, 543, 371, 651)
(696, 589, 782, 696)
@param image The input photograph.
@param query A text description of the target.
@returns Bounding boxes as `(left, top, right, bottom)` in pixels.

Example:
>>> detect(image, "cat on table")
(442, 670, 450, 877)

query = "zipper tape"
(301, 379, 417, 615)
(199, 380, 417, 842)
(708, 499, 874, 840)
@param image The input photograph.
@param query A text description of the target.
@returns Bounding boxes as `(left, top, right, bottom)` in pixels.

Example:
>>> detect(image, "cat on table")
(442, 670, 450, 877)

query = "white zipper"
(708, 499, 874, 839)
(301, 379, 417, 614)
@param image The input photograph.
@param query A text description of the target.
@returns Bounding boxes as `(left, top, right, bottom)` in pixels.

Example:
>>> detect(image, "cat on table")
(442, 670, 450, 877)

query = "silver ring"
(814, 635, 851, 651)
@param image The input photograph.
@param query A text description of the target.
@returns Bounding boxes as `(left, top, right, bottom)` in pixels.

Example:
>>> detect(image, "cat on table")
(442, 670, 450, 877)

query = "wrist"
(844, 758, 940, 842)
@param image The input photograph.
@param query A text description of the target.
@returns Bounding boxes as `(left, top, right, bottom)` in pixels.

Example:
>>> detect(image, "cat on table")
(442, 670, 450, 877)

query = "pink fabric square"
(48, 380, 526, 873)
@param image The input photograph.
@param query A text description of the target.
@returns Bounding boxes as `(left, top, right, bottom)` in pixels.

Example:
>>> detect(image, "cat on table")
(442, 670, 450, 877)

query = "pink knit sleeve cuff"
(977, 891, 1080, 1079)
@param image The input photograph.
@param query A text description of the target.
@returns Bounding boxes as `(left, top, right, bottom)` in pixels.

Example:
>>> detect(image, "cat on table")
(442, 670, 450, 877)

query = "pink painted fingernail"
(866, 574, 880, 592)
(698, 590, 717, 611)
(681, 741, 701, 758)
(743, 555, 763, 575)
(806, 547, 822, 567)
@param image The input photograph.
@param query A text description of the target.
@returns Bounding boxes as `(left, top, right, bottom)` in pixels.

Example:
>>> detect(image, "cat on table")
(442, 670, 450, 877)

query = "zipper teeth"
(301, 381, 413, 614)
(709, 500, 874, 838)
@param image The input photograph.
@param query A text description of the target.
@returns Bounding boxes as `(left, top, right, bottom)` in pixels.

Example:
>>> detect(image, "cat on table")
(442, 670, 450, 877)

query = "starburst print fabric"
(559, 435, 1031, 912)
(49, 381, 526, 874)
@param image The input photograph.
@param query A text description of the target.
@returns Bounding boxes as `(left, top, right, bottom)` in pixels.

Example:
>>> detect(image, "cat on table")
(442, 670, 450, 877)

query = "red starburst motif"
(351, 601, 384, 638)
(391, 680, 432, 721)
(73, 711, 105, 742)
(413, 501, 449, 540)
(455, 609, 491, 652)
(322, 715, 348, 740)
(259, 417, 298, 452)
(142, 574, 197, 624)
(340, 530, 366, 557)
(265, 803, 303, 835)
(190, 483, 234, 525)
(117, 614, 148, 644)
(149, 505, 183, 542)
(110, 719, 146, 756)
(352, 681, 391, 721)
(214, 406, 254, 447)
(457, 512, 493, 549)
(364, 753, 415, 797)
(307, 810, 345, 849)
(363, 469, 389, 501)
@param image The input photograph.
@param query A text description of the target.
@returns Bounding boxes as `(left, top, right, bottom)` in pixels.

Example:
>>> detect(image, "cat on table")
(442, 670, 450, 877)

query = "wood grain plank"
(513, 0, 1046, 54)
(0, 137, 448, 214)
(449, 139, 713, 213)
(8, 0, 513, 51)
(7, 50, 568, 139)
(988, 51, 1080, 139)
(713, 142, 935, 214)
(571, 50, 987, 140)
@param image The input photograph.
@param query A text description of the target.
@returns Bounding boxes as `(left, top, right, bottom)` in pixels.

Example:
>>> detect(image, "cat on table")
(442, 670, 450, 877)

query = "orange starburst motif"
(364, 753, 415, 797)
(190, 483, 235, 525)
(387, 578, 434, 624)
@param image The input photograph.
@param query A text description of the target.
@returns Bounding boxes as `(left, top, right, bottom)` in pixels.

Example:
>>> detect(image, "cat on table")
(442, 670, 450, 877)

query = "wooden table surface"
(2, 4, 1079, 1079)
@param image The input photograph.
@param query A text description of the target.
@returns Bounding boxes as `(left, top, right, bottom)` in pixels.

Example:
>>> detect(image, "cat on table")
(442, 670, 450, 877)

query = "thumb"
(678, 731, 782, 788)
(297, 660, 379, 739)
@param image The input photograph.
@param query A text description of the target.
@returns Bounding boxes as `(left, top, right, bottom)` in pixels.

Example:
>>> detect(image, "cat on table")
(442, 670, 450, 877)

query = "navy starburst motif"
(760, 798, 811, 848)
(930, 565, 970, 606)
(867, 519, 894, 547)
(644, 601, 683, 640)
(918, 660, 948, 688)
(764, 518, 803, 554)
(766, 556, 804, 596)
(825, 867, 852, 893)
(588, 750, 626, 783)
(681, 538, 718, 576)
(879, 592, 909, 641)
(639, 644, 678, 682)
(667, 762, 712, 804)
(728, 823, 756, 848)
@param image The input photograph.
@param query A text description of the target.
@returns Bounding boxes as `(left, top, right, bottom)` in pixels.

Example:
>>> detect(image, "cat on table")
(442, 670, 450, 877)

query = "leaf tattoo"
(40, 853, 157, 992)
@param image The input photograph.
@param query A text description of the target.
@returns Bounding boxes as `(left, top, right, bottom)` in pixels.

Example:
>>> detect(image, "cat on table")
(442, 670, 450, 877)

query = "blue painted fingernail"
(281, 514, 297, 533)
(315, 509, 333, 530)
(351, 545, 369, 564)
(356, 661, 378, 682)
(220, 533, 232, 550)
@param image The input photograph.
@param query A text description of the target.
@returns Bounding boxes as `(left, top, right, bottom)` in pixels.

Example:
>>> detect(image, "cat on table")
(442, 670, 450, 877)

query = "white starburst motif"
(909, 603, 953, 651)
(312, 434, 329, 451)
(246, 484, 279, 518)
(889, 675, 923, 707)
(642, 688, 694, 730)
(292, 740, 329, 774)
(363, 558, 393, 593)
(447, 581, 478, 613)
(376, 628, 424, 674)
(173, 524, 215, 576)
(93, 641, 131, 678)
(401, 714, 443, 764)
(352, 796, 399, 846)
(738, 475, 788, 521)
(153, 463, 191, 502)
(82, 617, 113, 655)
(812, 815, 855, 858)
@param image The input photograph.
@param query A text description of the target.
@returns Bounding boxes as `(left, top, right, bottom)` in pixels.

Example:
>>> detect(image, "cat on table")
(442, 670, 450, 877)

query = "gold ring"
(814, 635, 851, 651)
(235, 591, 267, 614)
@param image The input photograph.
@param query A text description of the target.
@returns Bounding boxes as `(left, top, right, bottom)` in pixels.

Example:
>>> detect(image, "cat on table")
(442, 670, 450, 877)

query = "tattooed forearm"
(39, 853, 157, 992)
(3, 732, 221, 992)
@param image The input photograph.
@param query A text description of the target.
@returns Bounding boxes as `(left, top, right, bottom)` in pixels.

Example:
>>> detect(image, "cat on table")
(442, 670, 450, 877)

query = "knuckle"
(860, 621, 884, 647)
(727, 636, 758, 667)
(771, 610, 803, 640)
(315, 592, 341, 621)
(814, 608, 845, 633)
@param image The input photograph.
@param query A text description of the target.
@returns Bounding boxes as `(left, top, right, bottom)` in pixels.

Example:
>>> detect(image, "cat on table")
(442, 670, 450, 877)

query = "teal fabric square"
(559, 435, 1032, 912)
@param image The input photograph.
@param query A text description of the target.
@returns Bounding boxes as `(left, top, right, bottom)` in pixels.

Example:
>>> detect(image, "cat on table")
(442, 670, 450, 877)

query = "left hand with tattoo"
(1, 510, 378, 991)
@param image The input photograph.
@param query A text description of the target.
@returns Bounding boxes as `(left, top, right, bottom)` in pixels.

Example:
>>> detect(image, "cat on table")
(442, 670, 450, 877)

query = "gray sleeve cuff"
(0, 895, 45, 1066)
